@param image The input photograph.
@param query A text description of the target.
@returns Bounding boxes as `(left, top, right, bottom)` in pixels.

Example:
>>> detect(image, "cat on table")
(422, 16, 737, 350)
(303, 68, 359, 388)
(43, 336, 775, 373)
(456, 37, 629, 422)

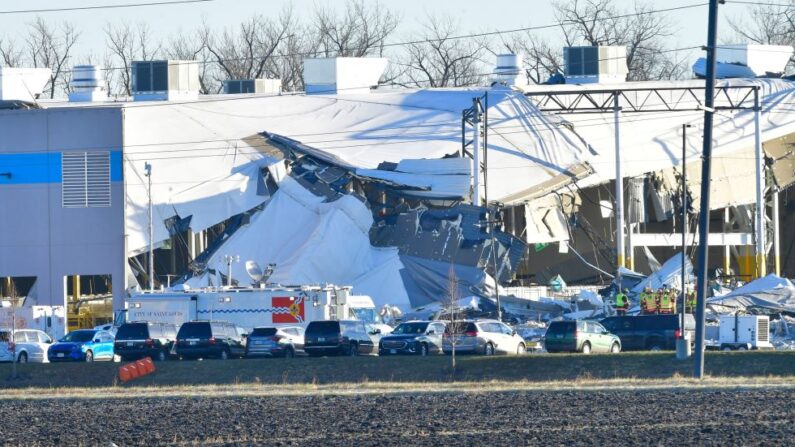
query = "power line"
(0, 0, 215, 15)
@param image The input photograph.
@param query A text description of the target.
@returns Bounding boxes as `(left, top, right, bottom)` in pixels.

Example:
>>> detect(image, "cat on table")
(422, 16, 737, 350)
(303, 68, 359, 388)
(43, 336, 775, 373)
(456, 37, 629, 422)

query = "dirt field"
(1, 386, 793, 446)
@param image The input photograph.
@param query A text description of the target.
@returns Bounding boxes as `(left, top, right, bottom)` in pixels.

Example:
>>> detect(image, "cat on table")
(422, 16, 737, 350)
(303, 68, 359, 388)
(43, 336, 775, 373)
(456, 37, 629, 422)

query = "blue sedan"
(48, 329, 115, 362)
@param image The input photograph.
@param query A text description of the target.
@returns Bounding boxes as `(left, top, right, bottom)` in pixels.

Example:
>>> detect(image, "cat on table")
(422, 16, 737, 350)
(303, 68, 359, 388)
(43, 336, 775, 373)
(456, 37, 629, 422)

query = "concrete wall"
(0, 106, 126, 318)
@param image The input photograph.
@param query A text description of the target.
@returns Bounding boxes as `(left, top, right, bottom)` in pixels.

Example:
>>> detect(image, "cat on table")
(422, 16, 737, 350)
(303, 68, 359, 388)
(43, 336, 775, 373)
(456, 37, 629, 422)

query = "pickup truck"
(600, 314, 695, 351)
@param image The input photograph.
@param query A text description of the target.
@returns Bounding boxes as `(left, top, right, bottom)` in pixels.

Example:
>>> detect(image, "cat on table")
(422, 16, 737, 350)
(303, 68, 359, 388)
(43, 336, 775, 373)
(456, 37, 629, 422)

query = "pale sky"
(0, 0, 753, 68)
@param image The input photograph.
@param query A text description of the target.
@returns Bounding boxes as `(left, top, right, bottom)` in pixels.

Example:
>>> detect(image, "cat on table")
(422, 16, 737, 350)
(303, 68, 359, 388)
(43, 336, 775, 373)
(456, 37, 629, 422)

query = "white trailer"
(0, 304, 66, 340)
(718, 314, 773, 351)
(121, 285, 376, 332)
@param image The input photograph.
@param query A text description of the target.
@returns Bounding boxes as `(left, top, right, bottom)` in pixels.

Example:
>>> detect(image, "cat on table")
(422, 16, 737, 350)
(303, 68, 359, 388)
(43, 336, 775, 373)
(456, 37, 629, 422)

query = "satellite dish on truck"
(245, 261, 276, 286)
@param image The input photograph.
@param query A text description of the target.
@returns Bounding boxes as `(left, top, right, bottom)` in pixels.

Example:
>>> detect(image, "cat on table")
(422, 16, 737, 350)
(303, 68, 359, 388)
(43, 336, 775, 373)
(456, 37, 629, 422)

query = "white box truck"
(118, 285, 377, 332)
(718, 314, 773, 351)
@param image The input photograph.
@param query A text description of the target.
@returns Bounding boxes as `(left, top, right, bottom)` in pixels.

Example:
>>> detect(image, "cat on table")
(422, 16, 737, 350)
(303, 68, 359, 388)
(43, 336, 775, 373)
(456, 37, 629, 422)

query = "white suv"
(0, 329, 53, 363)
(442, 319, 526, 355)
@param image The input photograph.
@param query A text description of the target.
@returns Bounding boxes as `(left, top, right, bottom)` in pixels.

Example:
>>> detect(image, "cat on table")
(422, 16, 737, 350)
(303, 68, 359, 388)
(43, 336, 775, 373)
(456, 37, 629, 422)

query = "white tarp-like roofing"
(117, 86, 593, 253)
(185, 176, 411, 309)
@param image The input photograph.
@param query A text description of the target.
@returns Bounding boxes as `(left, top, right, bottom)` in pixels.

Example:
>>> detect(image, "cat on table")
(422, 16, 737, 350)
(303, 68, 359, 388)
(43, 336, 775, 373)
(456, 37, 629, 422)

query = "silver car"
(245, 326, 304, 358)
(442, 319, 526, 355)
(1, 328, 53, 363)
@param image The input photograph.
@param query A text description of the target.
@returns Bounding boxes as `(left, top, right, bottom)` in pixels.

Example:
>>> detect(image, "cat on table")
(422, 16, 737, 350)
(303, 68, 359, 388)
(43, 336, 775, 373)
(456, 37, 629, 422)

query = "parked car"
(544, 320, 621, 354)
(0, 329, 53, 363)
(48, 329, 116, 362)
(378, 321, 446, 356)
(304, 320, 376, 356)
(245, 326, 304, 358)
(175, 321, 246, 360)
(442, 320, 527, 356)
(114, 321, 177, 361)
(600, 314, 695, 351)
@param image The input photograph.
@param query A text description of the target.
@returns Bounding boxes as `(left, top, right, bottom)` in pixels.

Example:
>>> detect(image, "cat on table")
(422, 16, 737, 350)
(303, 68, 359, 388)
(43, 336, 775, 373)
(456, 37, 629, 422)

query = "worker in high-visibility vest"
(687, 291, 697, 313)
(659, 288, 673, 314)
(615, 289, 629, 316)
(641, 287, 655, 314)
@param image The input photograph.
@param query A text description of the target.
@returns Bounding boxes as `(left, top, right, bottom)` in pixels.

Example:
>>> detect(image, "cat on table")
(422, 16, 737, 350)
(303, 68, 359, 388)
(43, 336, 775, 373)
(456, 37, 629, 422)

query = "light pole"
(221, 255, 240, 287)
(144, 162, 154, 291)
(677, 124, 692, 360)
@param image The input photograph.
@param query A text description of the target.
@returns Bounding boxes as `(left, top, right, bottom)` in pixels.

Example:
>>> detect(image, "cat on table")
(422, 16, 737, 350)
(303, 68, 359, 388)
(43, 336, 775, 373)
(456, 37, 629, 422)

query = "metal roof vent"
(223, 79, 282, 95)
(564, 46, 628, 84)
(132, 60, 199, 101)
(68, 65, 107, 102)
(492, 54, 523, 86)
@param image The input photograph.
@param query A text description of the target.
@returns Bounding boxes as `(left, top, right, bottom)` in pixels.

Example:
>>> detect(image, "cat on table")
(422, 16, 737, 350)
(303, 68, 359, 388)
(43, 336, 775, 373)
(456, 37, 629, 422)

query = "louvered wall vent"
(62, 151, 111, 208)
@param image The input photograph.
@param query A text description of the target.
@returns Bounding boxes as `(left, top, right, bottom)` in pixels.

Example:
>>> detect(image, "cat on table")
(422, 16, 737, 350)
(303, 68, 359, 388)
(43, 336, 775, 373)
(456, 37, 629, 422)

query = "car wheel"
(220, 349, 229, 360)
(722, 346, 733, 352)
(419, 343, 429, 356)
(349, 344, 358, 356)
(516, 343, 525, 355)
(285, 347, 295, 358)
(156, 350, 167, 362)
(649, 344, 663, 352)
(737, 346, 747, 351)
(611, 342, 621, 353)
(85, 350, 94, 363)
(484, 343, 494, 356)
(17, 352, 27, 363)
(581, 342, 591, 355)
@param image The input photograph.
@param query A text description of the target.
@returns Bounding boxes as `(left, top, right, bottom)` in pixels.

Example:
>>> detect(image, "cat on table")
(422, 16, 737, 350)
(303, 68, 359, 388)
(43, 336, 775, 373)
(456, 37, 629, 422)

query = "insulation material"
(630, 253, 692, 294)
(523, 195, 571, 243)
(627, 177, 646, 223)
(185, 176, 411, 310)
(355, 157, 471, 198)
(708, 275, 795, 314)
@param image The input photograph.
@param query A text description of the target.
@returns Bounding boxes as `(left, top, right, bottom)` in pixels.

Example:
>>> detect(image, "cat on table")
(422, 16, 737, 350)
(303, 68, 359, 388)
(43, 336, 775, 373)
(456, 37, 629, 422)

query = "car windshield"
(391, 322, 429, 335)
(116, 324, 148, 340)
(546, 322, 576, 335)
(60, 331, 96, 342)
(350, 308, 379, 324)
(177, 323, 211, 339)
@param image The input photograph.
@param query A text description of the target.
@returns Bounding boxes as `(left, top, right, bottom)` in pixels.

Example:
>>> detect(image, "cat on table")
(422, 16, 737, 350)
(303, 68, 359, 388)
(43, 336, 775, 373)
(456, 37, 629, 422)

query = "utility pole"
(694, 0, 721, 379)
(144, 162, 154, 291)
(472, 97, 481, 206)
(614, 94, 625, 270)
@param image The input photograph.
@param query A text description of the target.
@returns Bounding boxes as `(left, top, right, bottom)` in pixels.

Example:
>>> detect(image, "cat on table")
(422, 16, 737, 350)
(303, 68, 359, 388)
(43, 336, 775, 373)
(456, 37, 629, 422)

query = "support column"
(723, 208, 731, 274)
(472, 98, 481, 206)
(614, 94, 625, 269)
(773, 191, 781, 276)
(753, 87, 766, 278)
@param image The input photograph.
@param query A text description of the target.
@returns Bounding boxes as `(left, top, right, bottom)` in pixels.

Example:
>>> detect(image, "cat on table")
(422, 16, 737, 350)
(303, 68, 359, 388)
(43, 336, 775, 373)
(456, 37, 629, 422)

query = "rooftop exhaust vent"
(303, 57, 387, 95)
(492, 54, 524, 86)
(0, 67, 51, 102)
(132, 60, 199, 101)
(223, 79, 282, 95)
(68, 65, 107, 102)
(563, 46, 628, 84)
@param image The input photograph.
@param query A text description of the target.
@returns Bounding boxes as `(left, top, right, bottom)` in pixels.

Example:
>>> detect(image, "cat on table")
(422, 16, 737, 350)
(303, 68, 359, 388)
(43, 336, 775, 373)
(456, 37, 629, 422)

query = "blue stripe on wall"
(0, 150, 123, 184)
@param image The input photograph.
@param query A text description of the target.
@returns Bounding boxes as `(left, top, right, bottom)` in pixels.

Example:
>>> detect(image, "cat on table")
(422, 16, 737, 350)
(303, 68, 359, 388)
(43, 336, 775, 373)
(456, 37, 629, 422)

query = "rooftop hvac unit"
(303, 57, 387, 95)
(132, 60, 199, 101)
(0, 67, 51, 102)
(564, 46, 628, 84)
(223, 79, 282, 95)
(68, 65, 107, 102)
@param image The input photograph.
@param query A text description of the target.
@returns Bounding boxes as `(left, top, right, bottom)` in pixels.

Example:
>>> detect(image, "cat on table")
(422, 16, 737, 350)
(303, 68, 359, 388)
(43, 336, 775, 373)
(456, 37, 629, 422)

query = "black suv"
(304, 320, 375, 356)
(600, 314, 695, 351)
(175, 321, 247, 360)
(114, 321, 177, 361)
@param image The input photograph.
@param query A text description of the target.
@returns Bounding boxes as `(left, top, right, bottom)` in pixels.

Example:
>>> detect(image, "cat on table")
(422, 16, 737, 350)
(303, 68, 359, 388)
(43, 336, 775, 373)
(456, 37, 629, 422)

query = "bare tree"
(202, 9, 294, 84)
(498, 34, 562, 84)
(269, 26, 317, 92)
(401, 15, 486, 88)
(104, 22, 162, 95)
(313, 0, 400, 57)
(442, 265, 464, 374)
(25, 17, 80, 98)
(0, 37, 23, 67)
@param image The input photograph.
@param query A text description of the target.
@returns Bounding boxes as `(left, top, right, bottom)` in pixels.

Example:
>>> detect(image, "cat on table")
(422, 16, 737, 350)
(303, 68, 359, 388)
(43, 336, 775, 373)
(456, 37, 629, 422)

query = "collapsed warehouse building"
(2, 46, 795, 335)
